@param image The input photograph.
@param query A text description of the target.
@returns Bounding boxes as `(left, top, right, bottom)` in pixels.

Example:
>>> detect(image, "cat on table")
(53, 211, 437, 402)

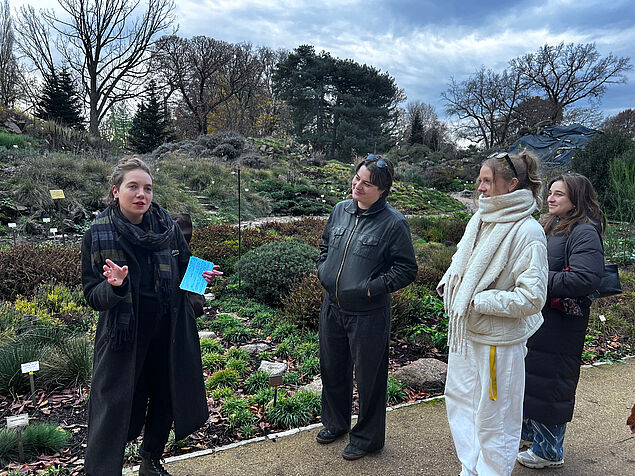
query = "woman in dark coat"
(81, 157, 221, 476)
(518, 173, 605, 469)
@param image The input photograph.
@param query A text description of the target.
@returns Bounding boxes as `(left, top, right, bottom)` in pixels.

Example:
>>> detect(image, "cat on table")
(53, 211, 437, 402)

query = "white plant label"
(43, 218, 51, 223)
(50, 227, 58, 234)
(21, 361, 40, 373)
(8, 223, 16, 228)
(6, 414, 29, 428)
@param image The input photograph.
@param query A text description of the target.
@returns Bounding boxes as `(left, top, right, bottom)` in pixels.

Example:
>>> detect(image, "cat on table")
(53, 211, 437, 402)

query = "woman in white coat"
(438, 151, 548, 476)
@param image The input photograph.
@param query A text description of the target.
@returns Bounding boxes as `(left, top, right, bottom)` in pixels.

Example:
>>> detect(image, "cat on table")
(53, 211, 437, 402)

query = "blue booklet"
(179, 256, 215, 295)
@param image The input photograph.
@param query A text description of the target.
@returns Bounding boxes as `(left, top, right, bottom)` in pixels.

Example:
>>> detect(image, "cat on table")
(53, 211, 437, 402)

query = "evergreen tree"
(409, 112, 424, 146)
(36, 68, 84, 129)
(128, 80, 172, 153)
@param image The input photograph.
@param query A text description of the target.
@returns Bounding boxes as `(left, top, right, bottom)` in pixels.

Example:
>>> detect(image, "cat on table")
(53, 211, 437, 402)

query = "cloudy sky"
(12, 0, 635, 120)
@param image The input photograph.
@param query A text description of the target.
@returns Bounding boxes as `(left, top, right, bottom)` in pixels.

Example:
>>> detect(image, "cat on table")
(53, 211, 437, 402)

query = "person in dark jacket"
(518, 173, 605, 469)
(315, 155, 418, 460)
(81, 157, 221, 476)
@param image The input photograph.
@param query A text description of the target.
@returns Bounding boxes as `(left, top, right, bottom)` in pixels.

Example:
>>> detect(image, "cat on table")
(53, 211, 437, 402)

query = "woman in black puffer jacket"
(518, 173, 605, 469)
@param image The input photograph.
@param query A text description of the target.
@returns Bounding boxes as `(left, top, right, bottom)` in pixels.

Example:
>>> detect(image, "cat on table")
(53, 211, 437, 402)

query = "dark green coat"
(81, 220, 207, 475)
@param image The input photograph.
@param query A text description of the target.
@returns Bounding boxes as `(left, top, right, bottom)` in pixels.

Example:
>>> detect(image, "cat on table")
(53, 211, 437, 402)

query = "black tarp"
(509, 124, 600, 166)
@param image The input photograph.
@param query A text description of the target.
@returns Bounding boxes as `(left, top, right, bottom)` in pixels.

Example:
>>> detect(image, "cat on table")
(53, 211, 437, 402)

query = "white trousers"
(445, 340, 527, 476)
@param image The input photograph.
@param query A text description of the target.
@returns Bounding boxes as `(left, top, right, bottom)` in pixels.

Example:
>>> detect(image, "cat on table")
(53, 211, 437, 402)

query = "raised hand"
(103, 258, 128, 287)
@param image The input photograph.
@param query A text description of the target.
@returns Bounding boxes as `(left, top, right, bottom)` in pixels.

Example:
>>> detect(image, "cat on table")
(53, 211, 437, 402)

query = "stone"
(258, 360, 287, 377)
(198, 331, 217, 340)
(393, 358, 448, 394)
(239, 343, 270, 356)
(299, 377, 322, 395)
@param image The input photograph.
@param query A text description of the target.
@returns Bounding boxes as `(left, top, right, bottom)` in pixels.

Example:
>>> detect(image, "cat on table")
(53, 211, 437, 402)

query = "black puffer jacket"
(524, 222, 604, 424)
(317, 197, 417, 312)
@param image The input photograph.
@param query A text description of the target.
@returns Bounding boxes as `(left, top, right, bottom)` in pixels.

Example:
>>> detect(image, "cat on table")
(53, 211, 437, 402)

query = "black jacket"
(317, 198, 417, 311)
(524, 222, 604, 424)
(81, 221, 208, 475)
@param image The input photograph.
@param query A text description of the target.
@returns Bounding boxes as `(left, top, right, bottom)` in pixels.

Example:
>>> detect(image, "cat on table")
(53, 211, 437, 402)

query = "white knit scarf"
(440, 189, 537, 353)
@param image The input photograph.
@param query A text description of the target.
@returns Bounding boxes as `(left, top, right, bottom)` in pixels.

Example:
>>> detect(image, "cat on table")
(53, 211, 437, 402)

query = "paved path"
(136, 359, 635, 475)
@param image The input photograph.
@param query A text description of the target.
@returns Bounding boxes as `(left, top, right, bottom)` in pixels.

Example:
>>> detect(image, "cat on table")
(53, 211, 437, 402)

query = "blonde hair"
(474, 150, 542, 204)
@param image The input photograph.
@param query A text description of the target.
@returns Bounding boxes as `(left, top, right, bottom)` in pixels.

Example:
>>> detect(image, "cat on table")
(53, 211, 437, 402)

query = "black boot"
(139, 457, 172, 476)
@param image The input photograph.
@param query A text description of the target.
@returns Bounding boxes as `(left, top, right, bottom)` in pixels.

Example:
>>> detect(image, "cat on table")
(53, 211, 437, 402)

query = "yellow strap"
(489, 345, 497, 401)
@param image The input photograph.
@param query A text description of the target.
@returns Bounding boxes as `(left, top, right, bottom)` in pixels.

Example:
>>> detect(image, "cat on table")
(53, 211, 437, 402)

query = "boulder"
(198, 331, 217, 340)
(299, 377, 322, 396)
(258, 360, 287, 377)
(239, 343, 271, 356)
(393, 358, 447, 394)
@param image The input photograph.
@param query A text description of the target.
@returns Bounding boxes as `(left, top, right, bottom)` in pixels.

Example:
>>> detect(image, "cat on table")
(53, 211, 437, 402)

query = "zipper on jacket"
(335, 216, 359, 307)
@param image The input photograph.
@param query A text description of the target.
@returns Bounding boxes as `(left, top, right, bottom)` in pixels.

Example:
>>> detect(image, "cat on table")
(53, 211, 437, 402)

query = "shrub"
(206, 368, 240, 390)
(281, 274, 323, 331)
(392, 284, 448, 336)
(386, 375, 408, 405)
(210, 313, 242, 333)
(572, 131, 635, 210)
(201, 352, 227, 372)
(0, 245, 81, 301)
(608, 149, 635, 223)
(415, 241, 456, 272)
(236, 239, 319, 306)
(260, 218, 326, 248)
(408, 213, 469, 245)
(200, 337, 225, 354)
(265, 390, 321, 429)
(244, 371, 271, 394)
(0, 424, 70, 467)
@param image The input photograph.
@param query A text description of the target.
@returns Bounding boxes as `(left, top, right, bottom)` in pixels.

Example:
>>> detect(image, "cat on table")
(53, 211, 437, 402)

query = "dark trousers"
(135, 304, 173, 460)
(319, 295, 390, 452)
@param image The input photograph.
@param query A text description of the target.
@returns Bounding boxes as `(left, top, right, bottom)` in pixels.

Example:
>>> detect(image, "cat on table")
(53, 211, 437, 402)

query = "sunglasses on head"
(488, 152, 518, 178)
(367, 154, 387, 168)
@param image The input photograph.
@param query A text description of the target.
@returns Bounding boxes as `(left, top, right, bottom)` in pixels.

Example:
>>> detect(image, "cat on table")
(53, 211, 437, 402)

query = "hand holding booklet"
(179, 256, 215, 295)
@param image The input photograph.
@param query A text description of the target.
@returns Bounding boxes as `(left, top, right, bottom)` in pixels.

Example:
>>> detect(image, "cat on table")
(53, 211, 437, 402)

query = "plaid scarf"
(89, 203, 175, 348)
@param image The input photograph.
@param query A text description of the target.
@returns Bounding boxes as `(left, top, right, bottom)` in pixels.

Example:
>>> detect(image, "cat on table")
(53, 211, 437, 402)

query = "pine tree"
(36, 68, 84, 129)
(128, 80, 172, 153)
(409, 112, 424, 146)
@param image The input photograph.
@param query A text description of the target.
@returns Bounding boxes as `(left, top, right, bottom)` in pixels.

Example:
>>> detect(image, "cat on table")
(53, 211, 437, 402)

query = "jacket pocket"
(467, 309, 493, 336)
(353, 234, 380, 259)
(329, 226, 347, 250)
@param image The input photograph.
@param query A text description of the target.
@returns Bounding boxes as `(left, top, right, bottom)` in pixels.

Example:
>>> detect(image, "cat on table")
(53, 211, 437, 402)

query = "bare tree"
(153, 35, 276, 137)
(17, 0, 175, 137)
(0, 0, 23, 108)
(602, 108, 635, 138)
(442, 67, 526, 148)
(510, 42, 632, 124)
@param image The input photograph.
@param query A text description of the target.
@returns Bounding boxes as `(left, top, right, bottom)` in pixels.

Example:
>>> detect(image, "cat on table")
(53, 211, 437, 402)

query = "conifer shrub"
(236, 239, 319, 306)
(281, 274, 323, 331)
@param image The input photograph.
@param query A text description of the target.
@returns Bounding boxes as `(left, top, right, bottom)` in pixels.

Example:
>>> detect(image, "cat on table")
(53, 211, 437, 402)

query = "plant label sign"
(49, 189, 65, 199)
(268, 375, 283, 387)
(43, 217, 51, 223)
(21, 361, 39, 373)
(6, 413, 29, 428)
(8, 222, 16, 228)
(50, 227, 58, 234)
